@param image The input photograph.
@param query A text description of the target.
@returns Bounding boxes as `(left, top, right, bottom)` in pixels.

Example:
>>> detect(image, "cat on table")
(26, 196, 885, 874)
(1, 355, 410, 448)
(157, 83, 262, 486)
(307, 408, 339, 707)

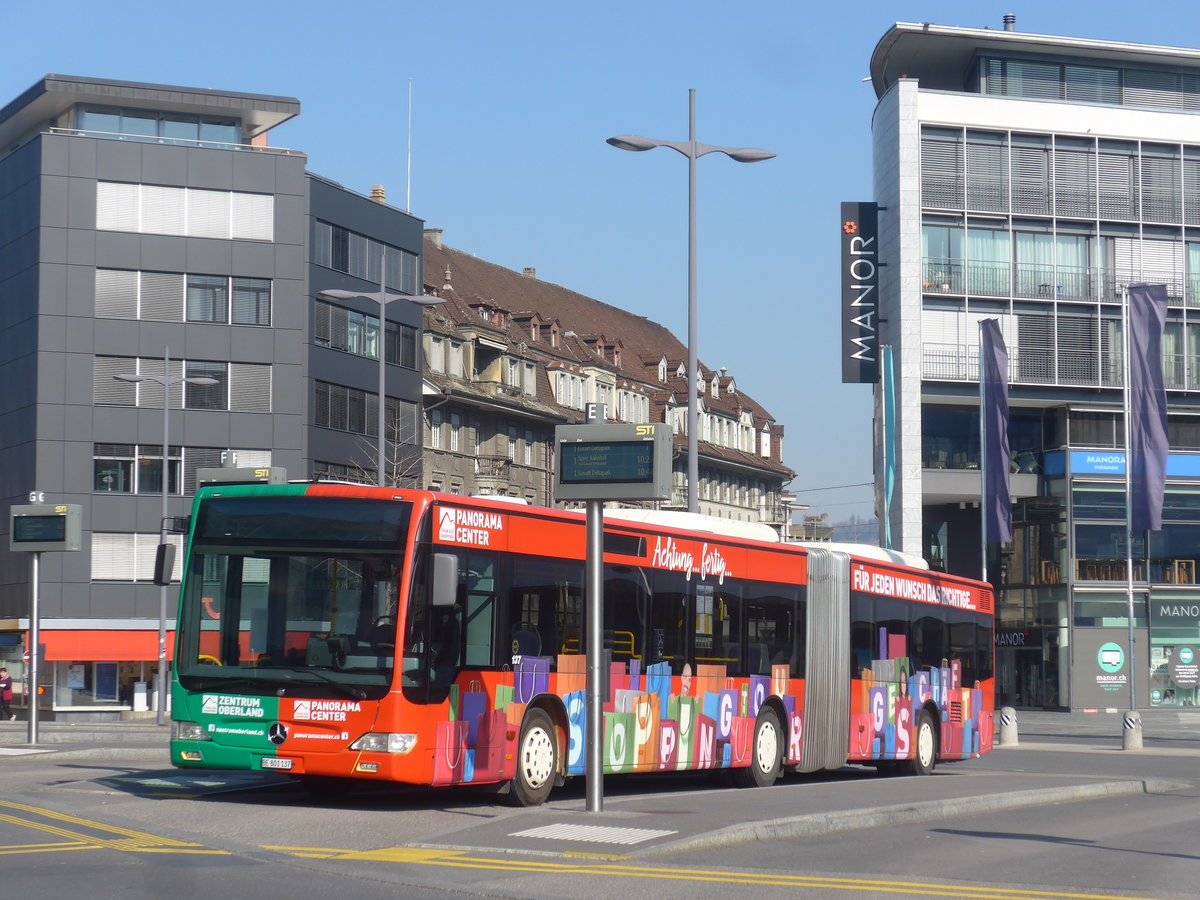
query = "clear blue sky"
(4, 1, 1195, 522)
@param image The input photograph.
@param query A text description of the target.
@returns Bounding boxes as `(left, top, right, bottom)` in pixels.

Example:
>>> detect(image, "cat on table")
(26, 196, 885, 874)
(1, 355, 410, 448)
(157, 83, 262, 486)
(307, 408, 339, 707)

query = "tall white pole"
(686, 89, 699, 514)
(377, 253, 388, 487)
(979, 325, 988, 584)
(27, 552, 41, 744)
(1121, 295, 1137, 712)
(155, 350, 171, 726)
(406, 78, 413, 214)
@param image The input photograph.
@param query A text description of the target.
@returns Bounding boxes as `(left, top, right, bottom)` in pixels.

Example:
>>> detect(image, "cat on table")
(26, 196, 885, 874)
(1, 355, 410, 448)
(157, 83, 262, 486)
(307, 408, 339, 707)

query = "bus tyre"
(900, 709, 937, 776)
(733, 708, 782, 788)
(509, 708, 557, 807)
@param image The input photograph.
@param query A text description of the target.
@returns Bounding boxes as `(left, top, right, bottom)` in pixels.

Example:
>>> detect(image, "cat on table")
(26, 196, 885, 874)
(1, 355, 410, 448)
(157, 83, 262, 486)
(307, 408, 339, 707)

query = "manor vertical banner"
(841, 202, 880, 383)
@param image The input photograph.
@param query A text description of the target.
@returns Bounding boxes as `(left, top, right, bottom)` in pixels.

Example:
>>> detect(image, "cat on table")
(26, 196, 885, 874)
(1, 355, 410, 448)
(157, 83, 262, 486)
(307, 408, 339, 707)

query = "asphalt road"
(0, 709, 1197, 899)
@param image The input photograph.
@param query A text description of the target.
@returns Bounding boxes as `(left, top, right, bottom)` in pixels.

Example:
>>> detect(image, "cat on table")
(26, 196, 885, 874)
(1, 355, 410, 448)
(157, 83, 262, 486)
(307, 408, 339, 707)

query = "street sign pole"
(28, 551, 40, 745)
(584, 497, 604, 812)
(554, 410, 671, 813)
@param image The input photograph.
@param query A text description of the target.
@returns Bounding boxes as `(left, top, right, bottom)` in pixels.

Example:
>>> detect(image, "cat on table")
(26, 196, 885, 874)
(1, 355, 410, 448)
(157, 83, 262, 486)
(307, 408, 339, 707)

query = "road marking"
(0, 800, 227, 857)
(264, 844, 1175, 900)
(508, 823, 677, 845)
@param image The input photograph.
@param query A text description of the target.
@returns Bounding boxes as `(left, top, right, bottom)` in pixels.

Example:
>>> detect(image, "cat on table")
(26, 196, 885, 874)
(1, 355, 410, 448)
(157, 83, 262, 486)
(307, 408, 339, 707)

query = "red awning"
(41, 630, 176, 662)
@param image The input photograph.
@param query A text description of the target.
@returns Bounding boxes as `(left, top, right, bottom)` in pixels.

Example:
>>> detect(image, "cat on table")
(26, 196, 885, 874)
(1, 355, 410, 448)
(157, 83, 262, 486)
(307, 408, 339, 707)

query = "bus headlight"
(172, 721, 211, 741)
(350, 732, 418, 754)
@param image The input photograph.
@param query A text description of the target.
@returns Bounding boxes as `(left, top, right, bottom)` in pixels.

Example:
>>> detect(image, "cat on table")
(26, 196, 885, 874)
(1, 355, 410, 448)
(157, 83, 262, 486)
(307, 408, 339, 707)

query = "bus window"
(743, 582, 798, 676)
(912, 611, 947, 674)
(648, 568, 689, 673)
(463, 554, 497, 667)
(713, 586, 742, 671)
(604, 564, 649, 663)
(508, 555, 583, 660)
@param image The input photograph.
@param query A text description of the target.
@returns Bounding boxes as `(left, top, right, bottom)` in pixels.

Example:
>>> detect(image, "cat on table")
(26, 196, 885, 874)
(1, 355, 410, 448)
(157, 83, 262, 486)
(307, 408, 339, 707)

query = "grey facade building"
(0, 75, 427, 715)
(869, 19, 1200, 710)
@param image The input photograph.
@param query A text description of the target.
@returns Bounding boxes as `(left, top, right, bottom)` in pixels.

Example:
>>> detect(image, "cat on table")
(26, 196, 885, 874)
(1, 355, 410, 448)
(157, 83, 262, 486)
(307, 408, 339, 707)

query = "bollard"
(999, 705, 1018, 746)
(1122, 710, 1143, 751)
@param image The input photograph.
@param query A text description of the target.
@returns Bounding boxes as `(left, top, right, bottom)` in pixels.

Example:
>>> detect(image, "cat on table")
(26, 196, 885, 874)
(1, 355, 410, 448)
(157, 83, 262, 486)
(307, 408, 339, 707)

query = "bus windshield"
(176, 494, 413, 700)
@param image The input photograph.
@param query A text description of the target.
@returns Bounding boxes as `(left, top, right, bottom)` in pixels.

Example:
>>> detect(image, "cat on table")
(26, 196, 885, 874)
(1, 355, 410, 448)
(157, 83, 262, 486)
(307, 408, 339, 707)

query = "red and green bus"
(170, 484, 994, 804)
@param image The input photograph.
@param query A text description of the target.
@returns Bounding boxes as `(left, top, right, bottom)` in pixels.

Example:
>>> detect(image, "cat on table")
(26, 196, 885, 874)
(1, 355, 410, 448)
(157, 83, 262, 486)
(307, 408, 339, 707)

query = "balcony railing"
(923, 342, 1200, 390)
(49, 127, 303, 155)
(923, 258, 1190, 304)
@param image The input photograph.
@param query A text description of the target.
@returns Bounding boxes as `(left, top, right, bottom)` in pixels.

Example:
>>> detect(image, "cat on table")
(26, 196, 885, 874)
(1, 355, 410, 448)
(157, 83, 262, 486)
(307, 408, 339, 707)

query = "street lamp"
(115, 349, 217, 727)
(608, 89, 774, 513)
(318, 253, 443, 487)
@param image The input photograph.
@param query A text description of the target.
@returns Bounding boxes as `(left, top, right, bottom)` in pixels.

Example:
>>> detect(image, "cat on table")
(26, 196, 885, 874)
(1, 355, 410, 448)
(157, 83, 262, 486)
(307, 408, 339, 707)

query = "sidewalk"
(0, 718, 169, 760)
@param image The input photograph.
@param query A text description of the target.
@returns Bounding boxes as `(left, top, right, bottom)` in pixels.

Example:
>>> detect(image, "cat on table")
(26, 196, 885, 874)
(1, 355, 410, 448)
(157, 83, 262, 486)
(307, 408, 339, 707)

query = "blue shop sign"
(1068, 451, 1200, 477)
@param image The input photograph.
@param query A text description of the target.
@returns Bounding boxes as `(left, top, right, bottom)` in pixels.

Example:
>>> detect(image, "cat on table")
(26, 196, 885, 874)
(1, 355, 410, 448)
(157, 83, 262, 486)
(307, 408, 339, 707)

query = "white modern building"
(869, 18, 1200, 709)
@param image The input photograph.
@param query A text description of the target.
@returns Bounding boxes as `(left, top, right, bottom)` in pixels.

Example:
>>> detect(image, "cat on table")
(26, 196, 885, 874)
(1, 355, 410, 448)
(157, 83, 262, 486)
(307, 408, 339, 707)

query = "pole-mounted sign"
(554, 423, 672, 501)
(841, 201, 880, 384)
(9, 502, 82, 747)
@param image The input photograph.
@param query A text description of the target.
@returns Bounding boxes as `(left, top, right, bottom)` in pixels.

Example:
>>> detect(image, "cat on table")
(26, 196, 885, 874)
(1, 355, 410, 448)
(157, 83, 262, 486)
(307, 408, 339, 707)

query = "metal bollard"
(999, 705, 1018, 746)
(1122, 710, 1143, 751)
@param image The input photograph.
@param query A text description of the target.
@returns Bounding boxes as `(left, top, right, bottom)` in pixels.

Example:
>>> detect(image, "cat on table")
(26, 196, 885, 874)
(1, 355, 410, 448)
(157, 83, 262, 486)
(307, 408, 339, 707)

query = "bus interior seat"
(747, 642, 769, 675)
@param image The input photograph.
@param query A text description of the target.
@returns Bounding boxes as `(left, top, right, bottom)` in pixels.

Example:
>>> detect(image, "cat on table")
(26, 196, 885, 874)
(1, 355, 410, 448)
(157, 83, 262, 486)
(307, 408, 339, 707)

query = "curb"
(642, 779, 1193, 855)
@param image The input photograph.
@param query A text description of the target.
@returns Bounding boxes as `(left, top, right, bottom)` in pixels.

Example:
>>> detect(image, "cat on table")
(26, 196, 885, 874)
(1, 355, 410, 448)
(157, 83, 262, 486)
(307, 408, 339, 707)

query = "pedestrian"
(0, 667, 13, 721)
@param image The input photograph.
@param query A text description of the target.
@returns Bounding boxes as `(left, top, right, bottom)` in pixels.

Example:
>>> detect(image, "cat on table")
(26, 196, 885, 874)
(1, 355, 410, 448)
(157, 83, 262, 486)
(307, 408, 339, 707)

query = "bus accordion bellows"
(170, 484, 994, 805)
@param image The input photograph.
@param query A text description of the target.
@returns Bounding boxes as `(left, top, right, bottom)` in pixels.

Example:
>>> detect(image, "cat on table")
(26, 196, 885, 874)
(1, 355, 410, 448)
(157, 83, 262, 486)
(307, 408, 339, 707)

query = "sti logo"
(294, 700, 312, 719)
(438, 507, 457, 541)
(202, 695, 218, 715)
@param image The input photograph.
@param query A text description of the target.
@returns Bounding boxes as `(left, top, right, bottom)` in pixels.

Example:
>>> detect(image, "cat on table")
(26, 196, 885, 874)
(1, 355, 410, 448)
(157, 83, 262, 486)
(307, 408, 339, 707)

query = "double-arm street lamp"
(319, 253, 443, 486)
(608, 89, 774, 513)
(115, 350, 217, 726)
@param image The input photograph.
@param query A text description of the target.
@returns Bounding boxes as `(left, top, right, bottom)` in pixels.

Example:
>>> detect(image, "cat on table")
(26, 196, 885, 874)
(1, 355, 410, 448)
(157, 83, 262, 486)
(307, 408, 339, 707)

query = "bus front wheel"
(900, 709, 938, 776)
(733, 708, 782, 788)
(508, 708, 557, 806)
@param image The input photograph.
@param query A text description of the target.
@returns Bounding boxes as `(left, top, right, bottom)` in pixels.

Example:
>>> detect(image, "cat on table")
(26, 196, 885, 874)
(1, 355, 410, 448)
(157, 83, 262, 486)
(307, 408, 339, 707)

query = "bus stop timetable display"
(554, 423, 671, 501)
(560, 441, 654, 484)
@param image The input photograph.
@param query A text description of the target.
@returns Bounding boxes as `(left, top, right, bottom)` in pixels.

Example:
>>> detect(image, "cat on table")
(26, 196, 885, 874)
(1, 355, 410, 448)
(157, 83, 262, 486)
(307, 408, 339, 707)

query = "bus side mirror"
(153, 543, 176, 586)
(430, 552, 459, 607)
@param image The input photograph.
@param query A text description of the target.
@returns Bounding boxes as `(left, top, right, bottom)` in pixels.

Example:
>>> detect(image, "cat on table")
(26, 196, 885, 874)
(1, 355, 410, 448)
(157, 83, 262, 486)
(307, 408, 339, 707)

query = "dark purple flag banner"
(980, 319, 1011, 543)
(1126, 283, 1169, 532)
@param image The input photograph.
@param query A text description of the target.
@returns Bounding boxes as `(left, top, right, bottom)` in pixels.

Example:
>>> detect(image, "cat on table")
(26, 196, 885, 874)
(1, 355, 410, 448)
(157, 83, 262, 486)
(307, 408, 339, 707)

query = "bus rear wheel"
(899, 709, 937, 776)
(733, 708, 782, 788)
(508, 708, 557, 807)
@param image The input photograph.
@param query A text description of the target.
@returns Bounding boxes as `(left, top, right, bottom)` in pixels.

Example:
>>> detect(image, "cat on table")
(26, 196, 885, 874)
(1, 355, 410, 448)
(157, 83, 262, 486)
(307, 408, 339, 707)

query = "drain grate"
(509, 823, 678, 845)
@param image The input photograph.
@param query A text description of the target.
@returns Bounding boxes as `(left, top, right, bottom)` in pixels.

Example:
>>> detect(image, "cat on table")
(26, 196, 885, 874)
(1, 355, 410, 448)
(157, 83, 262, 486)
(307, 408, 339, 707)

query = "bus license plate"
(261, 757, 293, 770)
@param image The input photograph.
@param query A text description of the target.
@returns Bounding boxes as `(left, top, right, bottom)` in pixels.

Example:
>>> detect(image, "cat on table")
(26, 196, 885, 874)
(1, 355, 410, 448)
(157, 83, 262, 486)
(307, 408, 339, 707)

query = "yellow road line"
(0, 800, 226, 856)
(263, 844, 1172, 900)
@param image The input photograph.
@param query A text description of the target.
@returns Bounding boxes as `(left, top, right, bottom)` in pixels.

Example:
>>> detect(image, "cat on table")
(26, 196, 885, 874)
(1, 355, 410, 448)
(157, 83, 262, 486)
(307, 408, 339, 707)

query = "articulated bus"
(170, 484, 994, 805)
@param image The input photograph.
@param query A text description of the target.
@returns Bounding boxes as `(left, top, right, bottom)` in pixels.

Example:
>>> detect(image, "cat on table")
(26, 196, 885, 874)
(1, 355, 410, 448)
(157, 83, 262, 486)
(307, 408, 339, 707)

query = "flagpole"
(979, 323, 988, 584)
(1121, 289, 1137, 713)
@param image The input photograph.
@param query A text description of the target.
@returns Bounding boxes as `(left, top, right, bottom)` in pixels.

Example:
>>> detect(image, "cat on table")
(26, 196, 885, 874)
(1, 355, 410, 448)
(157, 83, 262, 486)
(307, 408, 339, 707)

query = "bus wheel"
(733, 708, 782, 788)
(509, 708, 557, 806)
(900, 710, 937, 776)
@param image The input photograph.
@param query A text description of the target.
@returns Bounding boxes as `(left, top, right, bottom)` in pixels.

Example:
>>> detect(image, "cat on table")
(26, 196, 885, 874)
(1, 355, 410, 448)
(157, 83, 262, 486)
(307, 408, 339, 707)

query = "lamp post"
(319, 253, 443, 486)
(608, 89, 774, 513)
(115, 350, 216, 726)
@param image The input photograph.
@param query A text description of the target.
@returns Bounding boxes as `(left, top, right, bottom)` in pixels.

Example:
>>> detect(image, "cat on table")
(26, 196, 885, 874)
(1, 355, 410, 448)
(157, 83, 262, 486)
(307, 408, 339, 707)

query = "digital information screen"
(9, 504, 82, 552)
(560, 440, 654, 484)
(554, 424, 671, 501)
(12, 515, 67, 543)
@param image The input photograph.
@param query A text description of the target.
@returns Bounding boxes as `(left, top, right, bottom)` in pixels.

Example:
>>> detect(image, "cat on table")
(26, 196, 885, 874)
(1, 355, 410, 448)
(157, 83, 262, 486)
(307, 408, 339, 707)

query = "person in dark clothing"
(0, 667, 14, 720)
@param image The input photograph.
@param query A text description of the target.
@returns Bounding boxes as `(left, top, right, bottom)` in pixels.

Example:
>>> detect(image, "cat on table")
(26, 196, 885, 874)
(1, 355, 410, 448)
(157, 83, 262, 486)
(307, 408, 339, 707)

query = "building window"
(430, 409, 443, 449)
(94, 356, 270, 412)
(450, 413, 461, 453)
(524, 429, 533, 466)
(77, 105, 240, 146)
(91, 533, 184, 582)
(97, 270, 272, 326)
(186, 274, 227, 323)
(311, 220, 419, 294)
(96, 182, 273, 241)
